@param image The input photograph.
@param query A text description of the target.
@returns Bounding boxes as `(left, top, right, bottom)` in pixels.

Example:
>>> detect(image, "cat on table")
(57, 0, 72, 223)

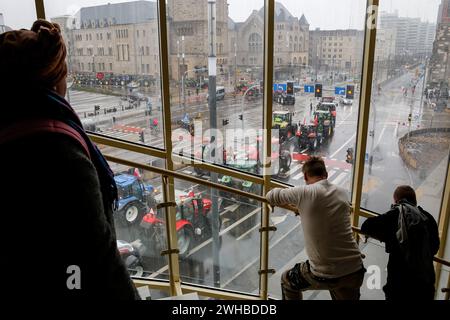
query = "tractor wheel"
(122, 202, 145, 226)
(177, 227, 194, 258)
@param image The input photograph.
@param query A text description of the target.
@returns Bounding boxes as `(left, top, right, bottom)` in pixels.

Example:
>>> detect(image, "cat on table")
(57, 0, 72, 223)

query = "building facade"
(167, 0, 229, 82)
(428, 0, 450, 86)
(309, 29, 364, 80)
(62, 1, 311, 83)
(67, 1, 160, 81)
(379, 11, 436, 58)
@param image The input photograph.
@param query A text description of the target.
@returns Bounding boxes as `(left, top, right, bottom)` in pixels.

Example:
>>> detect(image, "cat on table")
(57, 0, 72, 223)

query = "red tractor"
(139, 190, 219, 258)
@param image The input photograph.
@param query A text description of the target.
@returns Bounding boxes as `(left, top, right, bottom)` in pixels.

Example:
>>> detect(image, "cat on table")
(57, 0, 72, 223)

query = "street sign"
(304, 85, 314, 93)
(335, 87, 346, 95)
(273, 83, 287, 92)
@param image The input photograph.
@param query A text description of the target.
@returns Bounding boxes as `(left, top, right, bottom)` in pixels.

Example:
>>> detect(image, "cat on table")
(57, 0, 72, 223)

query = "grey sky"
(1, 0, 442, 30)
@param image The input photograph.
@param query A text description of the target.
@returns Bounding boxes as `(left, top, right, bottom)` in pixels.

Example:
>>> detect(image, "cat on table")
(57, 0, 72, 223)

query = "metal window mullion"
(259, 0, 275, 300)
(435, 161, 450, 298)
(350, 0, 379, 235)
(35, 0, 45, 20)
(157, 0, 182, 297)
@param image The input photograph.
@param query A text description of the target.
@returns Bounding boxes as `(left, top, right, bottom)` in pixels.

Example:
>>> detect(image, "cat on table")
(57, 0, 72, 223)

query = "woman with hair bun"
(0, 20, 139, 299)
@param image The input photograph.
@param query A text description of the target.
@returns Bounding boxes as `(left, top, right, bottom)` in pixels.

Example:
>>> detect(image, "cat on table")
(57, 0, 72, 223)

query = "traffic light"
(315, 84, 322, 98)
(346, 85, 355, 99)
(239, 114, 243, 120)
(222, 119, 229, 126)
(287, 81, 294, 95)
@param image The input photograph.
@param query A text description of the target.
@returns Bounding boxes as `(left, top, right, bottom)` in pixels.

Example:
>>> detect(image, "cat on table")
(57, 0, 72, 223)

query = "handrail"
(104, 153, 300, 215)
(352, 227, 450, 267)
(105, 153, 450, 268)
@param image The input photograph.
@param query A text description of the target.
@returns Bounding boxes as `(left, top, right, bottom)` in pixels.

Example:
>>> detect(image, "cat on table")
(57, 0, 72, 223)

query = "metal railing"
(104, 153, 449, 300)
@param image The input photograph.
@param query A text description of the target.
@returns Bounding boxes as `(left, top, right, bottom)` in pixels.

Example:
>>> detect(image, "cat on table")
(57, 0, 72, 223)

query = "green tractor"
(314, 110, 334, 144)
(218, 159, 260, 207)
(272, 110, 297, 144)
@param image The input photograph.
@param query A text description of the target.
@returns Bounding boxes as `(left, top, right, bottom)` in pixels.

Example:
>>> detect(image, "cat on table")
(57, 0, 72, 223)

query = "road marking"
(236, 224, 260, 241)
(221, 220, 302, 288)
(375, 125, 387, 148)
(286, 164, 302, 176)
(292, 172, 304, 180)
(327, 170, 337, 180)
(336, 108, 355, 128)
(332, 172, 348, 186)
(329, 132, 356, 159)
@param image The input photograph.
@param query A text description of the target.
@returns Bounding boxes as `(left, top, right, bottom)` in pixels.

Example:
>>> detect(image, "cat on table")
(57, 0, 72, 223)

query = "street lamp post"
(182, 36, 186, 113)
(241, 84, 260, 141)
(177, 39, 181, 110)
(234, 42, 237, 95)
(207, 0, 220, 287)
(419, 57, 428, 119)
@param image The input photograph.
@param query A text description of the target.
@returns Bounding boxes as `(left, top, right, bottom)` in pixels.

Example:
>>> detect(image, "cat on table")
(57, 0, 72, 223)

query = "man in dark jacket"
(361, 186, 439, 300)
(0, 20, 139, 299)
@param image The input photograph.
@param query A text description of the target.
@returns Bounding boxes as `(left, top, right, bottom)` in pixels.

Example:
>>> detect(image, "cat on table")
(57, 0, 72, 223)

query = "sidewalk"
(416, 155, 448, 220)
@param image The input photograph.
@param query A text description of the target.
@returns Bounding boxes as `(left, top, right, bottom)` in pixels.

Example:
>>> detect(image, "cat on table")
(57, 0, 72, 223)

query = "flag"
(133, 168, 142, 179)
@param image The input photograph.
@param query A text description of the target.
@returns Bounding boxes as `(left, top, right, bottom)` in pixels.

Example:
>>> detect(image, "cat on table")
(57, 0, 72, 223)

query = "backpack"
(396, 202, 435, 284)
(0, 118, 91, 159)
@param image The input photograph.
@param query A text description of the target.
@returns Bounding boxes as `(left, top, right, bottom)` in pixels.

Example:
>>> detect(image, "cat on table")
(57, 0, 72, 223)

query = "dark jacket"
(0, 90, 139, 299)
(361, 201, 440, 300)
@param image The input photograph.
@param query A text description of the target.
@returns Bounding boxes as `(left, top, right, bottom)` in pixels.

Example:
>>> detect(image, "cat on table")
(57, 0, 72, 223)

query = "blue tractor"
(114, 174, 157, 226)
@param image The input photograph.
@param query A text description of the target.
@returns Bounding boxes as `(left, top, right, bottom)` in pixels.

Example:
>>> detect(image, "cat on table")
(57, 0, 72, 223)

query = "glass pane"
(1, 1, 36, 31)
(168, 0, 266, 180)
(267, 0, 367, 300)
(104, 150, 168, 278)
(174, 177, 261, 293)
(270, 0, 366, 200)
(45, 0, 164, 149)
(361, 0, 449, 219)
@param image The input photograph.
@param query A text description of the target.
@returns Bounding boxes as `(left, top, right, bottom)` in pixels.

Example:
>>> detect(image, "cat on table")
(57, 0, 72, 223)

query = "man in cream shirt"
(266, 157, 365, 300)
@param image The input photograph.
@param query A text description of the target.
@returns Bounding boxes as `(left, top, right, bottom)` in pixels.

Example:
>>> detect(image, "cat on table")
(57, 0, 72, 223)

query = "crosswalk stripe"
(286, 164, 302, 176)
(331, 172, 348, 186)
(327, 170, 337, 180)
(292, 172, 304, 180)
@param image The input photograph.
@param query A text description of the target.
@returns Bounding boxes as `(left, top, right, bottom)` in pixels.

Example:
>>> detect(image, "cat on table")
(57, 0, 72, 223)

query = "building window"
(146, 46, 150, 56)
(249, 33, 262, 53)
(109, 63, 113, 71)
(137, 30, 139, 38)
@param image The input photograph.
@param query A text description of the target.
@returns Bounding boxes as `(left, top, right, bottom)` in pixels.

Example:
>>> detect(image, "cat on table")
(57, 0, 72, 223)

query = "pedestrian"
(0, 20, 139, 299)
(361, 186, 439, 300)
(310, 102, 313, 113)
(266, 157, 365, 300)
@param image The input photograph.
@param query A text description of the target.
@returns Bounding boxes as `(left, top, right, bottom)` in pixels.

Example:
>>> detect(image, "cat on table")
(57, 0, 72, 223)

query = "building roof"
(258, 2, 297, 23)
(78, 0, 156, 28)
(228, 17, 235, 30)
(299, 14, 309, 25)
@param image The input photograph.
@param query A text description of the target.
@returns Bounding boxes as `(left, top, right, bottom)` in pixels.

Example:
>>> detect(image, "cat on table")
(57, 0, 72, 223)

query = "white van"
(207, 86, 226, 101)
(216, 86, 225, 100)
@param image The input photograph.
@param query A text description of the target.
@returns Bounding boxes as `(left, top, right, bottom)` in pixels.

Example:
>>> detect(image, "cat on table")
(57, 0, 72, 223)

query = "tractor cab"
(272, 110, 297, 143)
(272, 111, 293, 128)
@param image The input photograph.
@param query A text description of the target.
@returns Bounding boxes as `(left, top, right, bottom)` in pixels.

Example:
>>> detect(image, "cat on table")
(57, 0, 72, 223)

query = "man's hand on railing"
(267, 204, 300, 216)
